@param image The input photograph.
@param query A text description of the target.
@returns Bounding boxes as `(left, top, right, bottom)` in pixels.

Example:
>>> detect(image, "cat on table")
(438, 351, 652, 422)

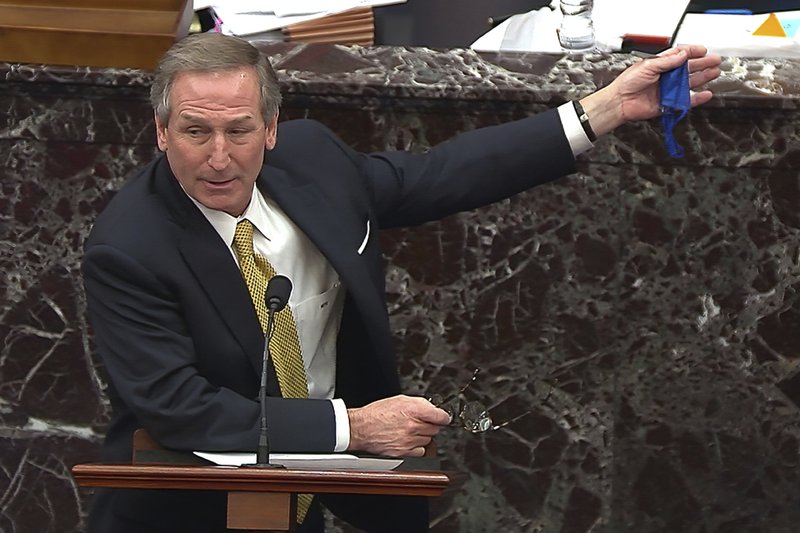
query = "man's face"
(155, 67, 277, 217)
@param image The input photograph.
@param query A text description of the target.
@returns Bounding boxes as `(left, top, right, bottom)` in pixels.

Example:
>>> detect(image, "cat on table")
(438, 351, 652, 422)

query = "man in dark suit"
(82, 33, 720, 532)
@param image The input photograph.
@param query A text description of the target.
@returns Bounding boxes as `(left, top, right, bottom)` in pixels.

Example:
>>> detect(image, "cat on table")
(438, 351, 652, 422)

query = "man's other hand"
(347, 395, 451, 457)
(581, 45, 722, 137)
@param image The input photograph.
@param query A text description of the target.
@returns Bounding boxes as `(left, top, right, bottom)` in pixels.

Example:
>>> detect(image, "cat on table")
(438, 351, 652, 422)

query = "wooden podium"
(72, 431, 451, 532)
(0, 0, 193, 69)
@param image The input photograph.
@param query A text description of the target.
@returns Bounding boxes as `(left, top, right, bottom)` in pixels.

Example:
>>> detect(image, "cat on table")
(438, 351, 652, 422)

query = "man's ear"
(155, 112, 168, 152)
(265, 113, 279, 151)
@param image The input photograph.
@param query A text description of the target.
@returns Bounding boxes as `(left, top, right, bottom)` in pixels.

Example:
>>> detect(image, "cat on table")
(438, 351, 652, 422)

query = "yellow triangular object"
(754, 13, 787, 37)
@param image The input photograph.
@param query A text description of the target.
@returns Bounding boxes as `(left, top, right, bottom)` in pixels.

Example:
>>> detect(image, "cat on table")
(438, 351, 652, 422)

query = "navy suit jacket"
(83, 112, 575, 531)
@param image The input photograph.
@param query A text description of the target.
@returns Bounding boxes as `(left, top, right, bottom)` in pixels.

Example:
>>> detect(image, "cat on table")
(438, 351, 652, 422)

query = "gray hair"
(150, 33, 282, 125)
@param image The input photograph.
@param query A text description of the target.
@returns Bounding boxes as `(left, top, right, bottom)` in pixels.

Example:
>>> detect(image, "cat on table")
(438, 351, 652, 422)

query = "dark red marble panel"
(1, 43, 799, 533)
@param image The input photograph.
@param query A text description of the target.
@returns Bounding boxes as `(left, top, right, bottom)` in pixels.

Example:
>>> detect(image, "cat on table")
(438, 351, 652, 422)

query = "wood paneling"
(0, 1, 192, 69)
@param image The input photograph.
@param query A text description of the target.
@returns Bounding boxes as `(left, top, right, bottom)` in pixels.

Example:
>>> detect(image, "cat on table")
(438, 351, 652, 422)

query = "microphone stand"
(243, 280, 291, 469)
(242, 310, 284, 468)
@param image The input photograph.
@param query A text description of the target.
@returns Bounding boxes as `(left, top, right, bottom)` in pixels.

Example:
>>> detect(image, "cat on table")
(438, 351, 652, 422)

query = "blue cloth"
(659, 62, 690, 158)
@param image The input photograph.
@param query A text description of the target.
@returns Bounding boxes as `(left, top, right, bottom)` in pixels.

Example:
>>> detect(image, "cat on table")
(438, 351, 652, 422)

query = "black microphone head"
(265, 275, 292, 312)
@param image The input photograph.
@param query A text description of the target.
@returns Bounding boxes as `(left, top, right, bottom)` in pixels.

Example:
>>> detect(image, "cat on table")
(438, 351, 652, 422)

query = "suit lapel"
(257, 167, 382, 314)
(259, 166, 400, 392)
(178, 215, 266, 372)
(153, 158, 268, 384)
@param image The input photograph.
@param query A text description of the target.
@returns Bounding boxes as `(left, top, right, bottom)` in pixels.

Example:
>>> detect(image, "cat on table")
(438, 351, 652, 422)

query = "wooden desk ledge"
(71, 463, 451, 497)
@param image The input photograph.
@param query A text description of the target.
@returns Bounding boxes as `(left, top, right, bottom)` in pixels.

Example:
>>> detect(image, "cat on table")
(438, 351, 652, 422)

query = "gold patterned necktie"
(232, 218, 312, 523)
(232, 219, 308, 398)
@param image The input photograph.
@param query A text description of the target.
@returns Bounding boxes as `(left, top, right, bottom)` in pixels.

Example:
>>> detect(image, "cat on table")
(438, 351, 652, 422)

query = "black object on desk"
(374, 0, 549, 47)
(687, 1, 800, 13)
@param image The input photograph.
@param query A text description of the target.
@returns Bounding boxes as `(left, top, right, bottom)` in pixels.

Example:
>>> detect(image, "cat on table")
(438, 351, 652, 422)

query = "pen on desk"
(487, 14, 514, 28)
(622, 34, 672, 47)
(704, 9, 753, 15)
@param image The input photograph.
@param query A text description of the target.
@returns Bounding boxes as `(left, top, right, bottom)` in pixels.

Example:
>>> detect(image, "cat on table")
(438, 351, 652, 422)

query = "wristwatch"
(573, 100, 597, 143)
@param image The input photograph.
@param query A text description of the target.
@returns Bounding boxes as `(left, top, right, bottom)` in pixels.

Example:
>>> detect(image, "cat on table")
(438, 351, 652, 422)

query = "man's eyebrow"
(177, 113, 258, 124)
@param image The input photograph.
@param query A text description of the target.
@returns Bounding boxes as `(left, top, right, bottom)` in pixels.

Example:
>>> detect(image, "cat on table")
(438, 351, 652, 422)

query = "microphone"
(265, 275, 292, 313)
(243, 275, 292, 469)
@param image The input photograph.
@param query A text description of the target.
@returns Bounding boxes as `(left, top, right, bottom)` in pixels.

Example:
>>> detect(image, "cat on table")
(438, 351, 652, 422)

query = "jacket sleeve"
(361, 109, 576, 228)
(83, 241, 337, 454)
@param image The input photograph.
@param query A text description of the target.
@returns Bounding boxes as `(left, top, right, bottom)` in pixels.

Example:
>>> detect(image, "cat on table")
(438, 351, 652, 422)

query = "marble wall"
(1, 44, 799, 532)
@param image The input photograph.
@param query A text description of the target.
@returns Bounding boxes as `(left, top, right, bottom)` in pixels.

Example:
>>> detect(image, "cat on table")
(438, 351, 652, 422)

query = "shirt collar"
(186, 186, 272, 247)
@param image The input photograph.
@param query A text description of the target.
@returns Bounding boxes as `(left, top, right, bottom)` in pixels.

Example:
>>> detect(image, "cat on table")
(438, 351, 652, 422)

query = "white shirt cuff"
(557, 101, 594, 156)
(331, 398, 350, 452)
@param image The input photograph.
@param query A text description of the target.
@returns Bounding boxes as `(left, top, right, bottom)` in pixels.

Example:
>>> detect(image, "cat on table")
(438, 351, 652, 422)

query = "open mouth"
(203, 177, 236, 187)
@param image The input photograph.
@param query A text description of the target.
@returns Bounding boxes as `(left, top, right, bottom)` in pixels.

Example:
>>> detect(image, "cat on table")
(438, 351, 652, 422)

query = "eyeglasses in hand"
(428, 368, 553, 433)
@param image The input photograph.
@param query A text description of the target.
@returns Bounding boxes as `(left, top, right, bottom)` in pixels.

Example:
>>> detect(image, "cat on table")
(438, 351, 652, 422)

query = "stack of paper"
(196, 0, 403, 45)
(283, 7, 375, 45)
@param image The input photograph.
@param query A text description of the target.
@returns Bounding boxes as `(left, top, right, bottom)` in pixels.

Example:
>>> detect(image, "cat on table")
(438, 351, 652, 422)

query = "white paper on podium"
(194, 451, 403, 471)
(675, 12, 800, 58)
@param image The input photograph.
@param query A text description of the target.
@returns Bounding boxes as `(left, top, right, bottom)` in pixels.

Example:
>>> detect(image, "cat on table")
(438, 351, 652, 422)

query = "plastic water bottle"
(558, 0, 595, 51)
